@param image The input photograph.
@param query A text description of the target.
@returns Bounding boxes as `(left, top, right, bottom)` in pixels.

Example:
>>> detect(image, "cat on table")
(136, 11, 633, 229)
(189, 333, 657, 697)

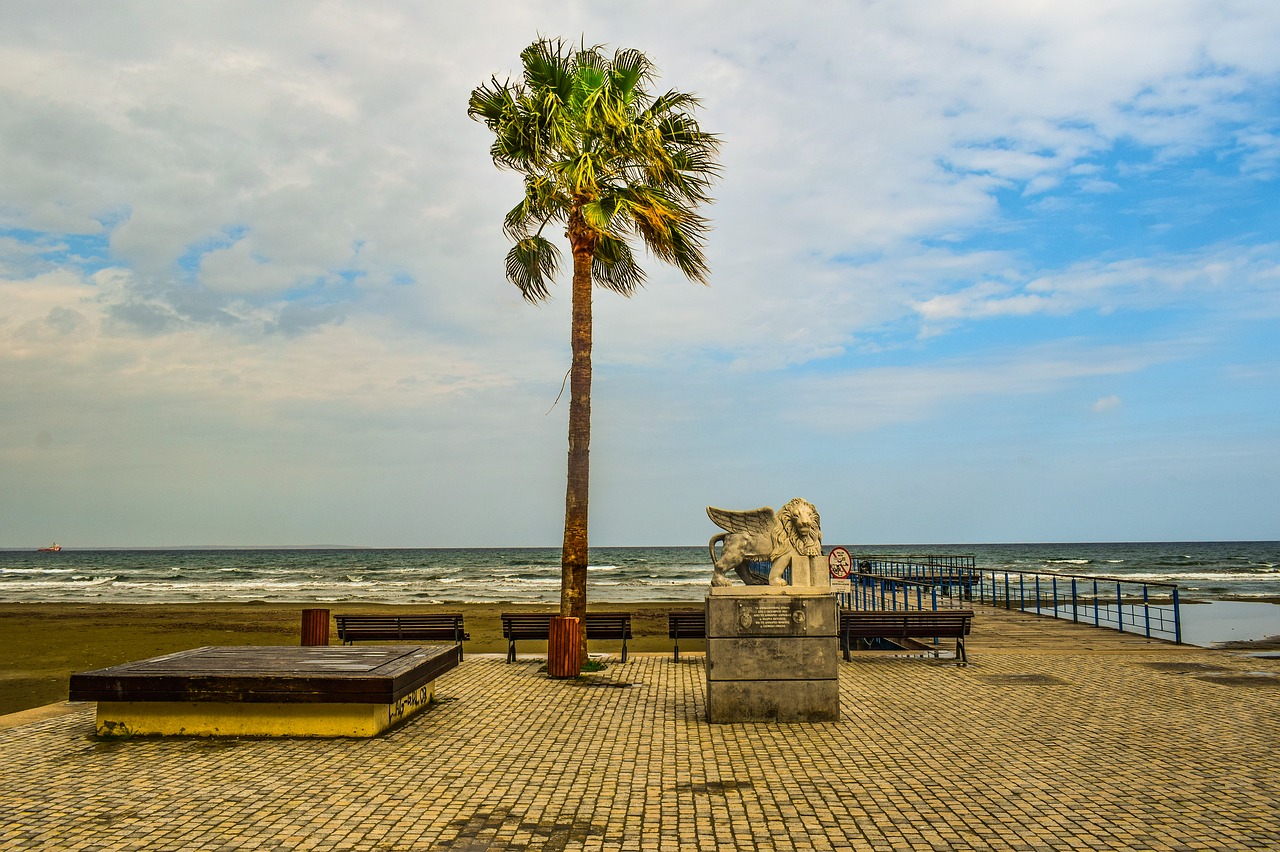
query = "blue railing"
(835, 573, 970, 612)
(977, 568, 1181, 643)
(839, 553, 1182, 644)
(850, 555, 980, 598)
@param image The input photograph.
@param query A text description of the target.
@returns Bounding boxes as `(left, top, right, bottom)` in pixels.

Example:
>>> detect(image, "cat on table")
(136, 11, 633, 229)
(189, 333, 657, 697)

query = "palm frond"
(578, 197, 616, 234)
(467, 79, 517, 126)
(503, 177, 568, 240)
(505, 236, 562, 303)
(619, 188, 713, 284)
(643, 89, 701, 122)
(610, 48, 652, 103)
(591, 234, 645, 296)
(521, 39, 574, 105)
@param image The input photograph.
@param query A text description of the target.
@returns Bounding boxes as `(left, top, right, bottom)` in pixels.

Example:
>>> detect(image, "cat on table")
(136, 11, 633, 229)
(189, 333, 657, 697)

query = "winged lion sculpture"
(707, 498, 826, 588)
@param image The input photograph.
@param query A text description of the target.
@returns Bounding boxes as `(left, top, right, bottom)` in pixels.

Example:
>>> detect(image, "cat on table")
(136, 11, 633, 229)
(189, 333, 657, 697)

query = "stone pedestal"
(705, 587, 840, 723)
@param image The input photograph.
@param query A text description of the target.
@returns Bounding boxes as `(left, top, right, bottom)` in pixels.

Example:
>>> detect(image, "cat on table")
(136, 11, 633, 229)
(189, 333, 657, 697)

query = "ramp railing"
(835, 552, 1182, 644)
(977, 568, 1182, 643)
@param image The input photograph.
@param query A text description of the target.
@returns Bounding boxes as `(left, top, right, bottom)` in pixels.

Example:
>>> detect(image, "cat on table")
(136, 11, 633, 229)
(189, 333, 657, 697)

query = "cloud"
(788, 339, 1184, 434)
(912, 242, 1280, 325)
(1093, 394, 1123, 413)
(2, 1, 1279, 544)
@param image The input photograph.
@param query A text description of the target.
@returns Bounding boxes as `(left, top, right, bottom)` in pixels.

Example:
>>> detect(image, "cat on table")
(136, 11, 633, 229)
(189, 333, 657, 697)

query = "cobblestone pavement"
(3, 622, 1279, 850)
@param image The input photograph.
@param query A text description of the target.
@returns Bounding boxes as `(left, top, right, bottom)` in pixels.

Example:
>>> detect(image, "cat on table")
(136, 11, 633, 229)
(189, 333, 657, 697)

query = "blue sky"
(2, 1, 1278, 547)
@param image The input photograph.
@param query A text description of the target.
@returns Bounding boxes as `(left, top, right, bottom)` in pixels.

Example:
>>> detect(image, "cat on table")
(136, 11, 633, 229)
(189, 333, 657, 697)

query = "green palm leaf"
(505, 236, 561, 303)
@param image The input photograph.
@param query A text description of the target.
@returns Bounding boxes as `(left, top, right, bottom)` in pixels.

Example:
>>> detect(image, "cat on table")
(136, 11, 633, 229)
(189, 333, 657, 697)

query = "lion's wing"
(706, 506, 775, 537)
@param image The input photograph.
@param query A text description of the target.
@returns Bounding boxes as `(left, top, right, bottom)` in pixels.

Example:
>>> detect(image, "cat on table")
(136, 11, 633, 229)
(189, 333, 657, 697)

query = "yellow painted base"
(95, 681, 434, 738)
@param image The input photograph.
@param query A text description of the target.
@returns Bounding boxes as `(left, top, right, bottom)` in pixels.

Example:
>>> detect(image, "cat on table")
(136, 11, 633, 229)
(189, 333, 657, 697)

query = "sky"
(2, 1, 1279, 548)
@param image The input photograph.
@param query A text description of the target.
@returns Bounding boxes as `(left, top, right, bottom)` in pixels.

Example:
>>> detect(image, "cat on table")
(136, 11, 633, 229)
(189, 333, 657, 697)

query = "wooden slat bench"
(839, 609, 974, 665)
(667, 610, 706, 661)
(335, 614, 470, 658)
(500, 612, 633, 663)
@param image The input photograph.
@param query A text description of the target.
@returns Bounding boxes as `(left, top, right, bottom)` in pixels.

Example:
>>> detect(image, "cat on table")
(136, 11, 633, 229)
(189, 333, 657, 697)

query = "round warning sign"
(828, 546, 852, 579)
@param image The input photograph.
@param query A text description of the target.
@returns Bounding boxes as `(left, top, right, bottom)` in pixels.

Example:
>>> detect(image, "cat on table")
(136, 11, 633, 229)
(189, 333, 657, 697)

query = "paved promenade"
(2, 608, 1278, 850)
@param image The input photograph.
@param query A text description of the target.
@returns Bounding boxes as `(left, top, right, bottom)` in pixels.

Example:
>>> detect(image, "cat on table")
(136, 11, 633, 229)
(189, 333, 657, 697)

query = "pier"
(3, 605, 1277, 850)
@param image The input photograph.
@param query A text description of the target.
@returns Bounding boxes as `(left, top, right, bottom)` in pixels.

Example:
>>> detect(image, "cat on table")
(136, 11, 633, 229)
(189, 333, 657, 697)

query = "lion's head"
(775, 497, 822, 558)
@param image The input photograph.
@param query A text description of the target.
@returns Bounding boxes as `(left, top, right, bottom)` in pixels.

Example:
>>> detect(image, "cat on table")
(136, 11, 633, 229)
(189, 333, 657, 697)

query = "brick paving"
(2, 609, 1278, 850)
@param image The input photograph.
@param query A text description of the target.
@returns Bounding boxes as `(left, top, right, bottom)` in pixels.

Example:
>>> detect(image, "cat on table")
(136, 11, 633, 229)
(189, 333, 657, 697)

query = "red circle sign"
(828, 546, 852, 579)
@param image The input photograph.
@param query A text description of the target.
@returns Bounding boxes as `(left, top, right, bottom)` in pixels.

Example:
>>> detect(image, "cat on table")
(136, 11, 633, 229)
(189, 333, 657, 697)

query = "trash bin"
(547, 616, 582, 678)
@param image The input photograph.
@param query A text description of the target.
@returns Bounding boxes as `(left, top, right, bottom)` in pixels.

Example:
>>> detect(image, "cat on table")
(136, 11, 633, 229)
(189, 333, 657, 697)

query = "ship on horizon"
(37, 542, 62, 552)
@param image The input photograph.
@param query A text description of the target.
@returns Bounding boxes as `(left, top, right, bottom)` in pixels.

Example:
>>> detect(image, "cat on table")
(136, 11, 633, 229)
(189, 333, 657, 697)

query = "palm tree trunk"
(561, 211, 594, 664)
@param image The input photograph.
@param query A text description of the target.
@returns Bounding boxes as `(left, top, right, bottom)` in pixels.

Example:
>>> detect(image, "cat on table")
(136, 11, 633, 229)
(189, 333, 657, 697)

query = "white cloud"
(1093, 394, 1123, 413)
(2, 1, 1279, 544)
(912, 242, 1280, 324)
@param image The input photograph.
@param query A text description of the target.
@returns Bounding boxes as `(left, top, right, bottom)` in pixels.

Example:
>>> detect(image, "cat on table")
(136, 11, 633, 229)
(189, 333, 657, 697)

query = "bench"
(839, 609, 974, 665)
(335, 614, 470, 658)
(500, 612, 632, 663)
(668, 610, 706, 661)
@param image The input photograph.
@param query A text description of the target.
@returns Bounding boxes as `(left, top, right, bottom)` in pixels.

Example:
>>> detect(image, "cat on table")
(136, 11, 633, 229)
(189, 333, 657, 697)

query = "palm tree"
(468, 38, 720, 663)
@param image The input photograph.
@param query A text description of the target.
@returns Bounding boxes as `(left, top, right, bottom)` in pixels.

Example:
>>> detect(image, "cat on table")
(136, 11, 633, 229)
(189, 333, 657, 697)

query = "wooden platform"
(69, 645, 460, 738)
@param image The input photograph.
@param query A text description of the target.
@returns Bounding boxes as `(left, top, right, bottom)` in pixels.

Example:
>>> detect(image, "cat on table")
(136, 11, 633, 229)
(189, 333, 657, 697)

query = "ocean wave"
(3, 544, 1274, 605)
(1118, 571, 1280, 583)
(0, 577, 117, 589)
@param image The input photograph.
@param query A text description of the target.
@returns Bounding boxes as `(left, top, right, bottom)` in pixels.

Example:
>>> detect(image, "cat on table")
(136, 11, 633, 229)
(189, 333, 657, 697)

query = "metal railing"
(835, 573, 970, 612)
(837, 553, 1182, 644)
(977, 568, 1181, 643)
(850, 555, 980, 599)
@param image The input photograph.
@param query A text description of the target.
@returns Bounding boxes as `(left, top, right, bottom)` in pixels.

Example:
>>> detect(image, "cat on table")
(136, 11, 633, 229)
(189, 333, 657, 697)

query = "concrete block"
(706, 592, 837, 638)
(706, 678, 840, 723)
(705, 637, 839, 681)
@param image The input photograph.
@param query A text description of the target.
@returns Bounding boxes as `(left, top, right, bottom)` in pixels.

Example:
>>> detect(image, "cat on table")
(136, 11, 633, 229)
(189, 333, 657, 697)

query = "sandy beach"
(0, 602, 691, 717)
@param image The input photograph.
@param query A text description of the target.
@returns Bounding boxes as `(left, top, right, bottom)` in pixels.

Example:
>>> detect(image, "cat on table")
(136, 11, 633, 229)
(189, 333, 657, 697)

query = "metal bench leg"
(507, 640, 515, 664)
(956, 637, 967, 666)
(621, 637, 628, 663)
(673, 637, 679, 662)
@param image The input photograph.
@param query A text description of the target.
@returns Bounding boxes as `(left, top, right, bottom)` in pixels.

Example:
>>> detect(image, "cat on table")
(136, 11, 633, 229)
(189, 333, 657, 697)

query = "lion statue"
(707, 498, 825, 588)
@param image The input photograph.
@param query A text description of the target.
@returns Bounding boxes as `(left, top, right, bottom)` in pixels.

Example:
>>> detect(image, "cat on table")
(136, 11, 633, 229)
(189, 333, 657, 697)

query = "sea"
(3, 542, 1278, 645)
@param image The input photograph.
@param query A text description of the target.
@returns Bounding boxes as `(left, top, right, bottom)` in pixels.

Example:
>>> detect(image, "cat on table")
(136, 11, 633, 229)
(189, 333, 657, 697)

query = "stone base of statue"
(704, 586, 840, 723)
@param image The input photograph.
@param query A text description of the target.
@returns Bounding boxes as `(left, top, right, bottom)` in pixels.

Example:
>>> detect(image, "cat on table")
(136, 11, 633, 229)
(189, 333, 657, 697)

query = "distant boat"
(37, 543, 62, 552)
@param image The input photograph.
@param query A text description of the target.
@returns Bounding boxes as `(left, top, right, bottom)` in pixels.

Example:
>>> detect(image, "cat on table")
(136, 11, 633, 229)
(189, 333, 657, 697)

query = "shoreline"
(0, 601, 685, 717)
(3, 598, 1278, 718)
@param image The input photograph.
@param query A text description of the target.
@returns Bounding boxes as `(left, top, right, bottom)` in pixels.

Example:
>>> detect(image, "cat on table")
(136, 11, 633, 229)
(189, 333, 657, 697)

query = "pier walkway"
(2, 606, 1278, 850)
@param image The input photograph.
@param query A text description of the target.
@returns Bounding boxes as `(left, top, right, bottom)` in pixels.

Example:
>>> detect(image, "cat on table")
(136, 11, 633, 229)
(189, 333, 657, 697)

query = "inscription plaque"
(735, 599, 811, 635)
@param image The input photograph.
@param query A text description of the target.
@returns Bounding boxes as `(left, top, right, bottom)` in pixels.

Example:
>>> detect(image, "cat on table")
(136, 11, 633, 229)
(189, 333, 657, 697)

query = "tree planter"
(547, 616, 583, 678)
